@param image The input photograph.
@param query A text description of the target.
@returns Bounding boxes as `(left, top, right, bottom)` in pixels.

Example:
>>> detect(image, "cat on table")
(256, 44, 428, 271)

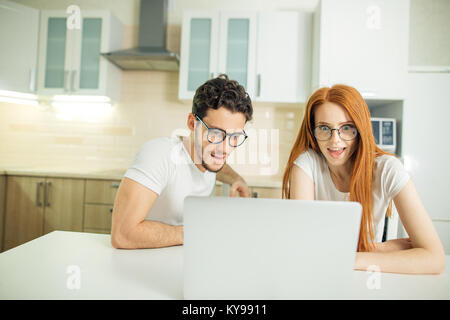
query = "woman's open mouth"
(327, 147, 346, 159)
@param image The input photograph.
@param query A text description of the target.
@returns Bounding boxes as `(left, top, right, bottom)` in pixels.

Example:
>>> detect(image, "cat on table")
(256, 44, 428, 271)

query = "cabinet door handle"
(111, 182, 120, 188)
(36, 182, 43, 207)
(109, 207, 113, 214)
(29, 67, 36, 92)
(257, 74, 261, 97)
(64, 70, 70, 92)
(44, 181, 51, 207)
(70, 70, 77, 92)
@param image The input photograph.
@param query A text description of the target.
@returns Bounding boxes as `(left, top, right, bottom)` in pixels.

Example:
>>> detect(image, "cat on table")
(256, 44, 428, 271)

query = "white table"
(0, 231, 449, 300)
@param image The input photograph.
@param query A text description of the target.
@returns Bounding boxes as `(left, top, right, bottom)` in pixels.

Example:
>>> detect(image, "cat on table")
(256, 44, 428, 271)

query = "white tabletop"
(0, 231, 449, 300)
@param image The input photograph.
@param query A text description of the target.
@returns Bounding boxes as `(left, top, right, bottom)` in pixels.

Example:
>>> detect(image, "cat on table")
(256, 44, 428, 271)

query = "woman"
(282, 84, 445, 274)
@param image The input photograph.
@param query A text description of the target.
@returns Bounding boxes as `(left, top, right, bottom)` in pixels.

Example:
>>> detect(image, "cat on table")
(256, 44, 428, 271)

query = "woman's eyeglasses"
(314, 124, 358, 141)
(195, 114, 248, 147)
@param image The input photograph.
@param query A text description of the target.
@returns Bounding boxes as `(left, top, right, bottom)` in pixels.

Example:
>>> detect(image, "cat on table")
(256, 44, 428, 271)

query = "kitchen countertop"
(0, 165, 126, 180)
(0, 166, 282, 188)
(0, 231, 449, 300)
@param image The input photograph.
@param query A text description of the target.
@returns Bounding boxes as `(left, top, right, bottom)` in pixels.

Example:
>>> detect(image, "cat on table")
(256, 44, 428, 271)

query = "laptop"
(183, 196, 362, 299)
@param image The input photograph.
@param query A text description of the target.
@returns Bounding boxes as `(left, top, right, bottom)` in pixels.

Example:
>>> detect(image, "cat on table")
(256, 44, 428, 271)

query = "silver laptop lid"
(184, 196, 362, 299)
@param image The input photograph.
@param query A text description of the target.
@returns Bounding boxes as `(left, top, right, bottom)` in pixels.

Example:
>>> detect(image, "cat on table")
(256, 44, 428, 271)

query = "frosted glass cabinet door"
(187, 18, 212, 92)
(44, 18, 67, 89)
(178, 11, 256, 100)
(218, 12, 256, 98)
(38, 11, 74, 94)
(78, 18, 102, 90)
(179, 12, 219, 100)
(225, 19, 249, 88)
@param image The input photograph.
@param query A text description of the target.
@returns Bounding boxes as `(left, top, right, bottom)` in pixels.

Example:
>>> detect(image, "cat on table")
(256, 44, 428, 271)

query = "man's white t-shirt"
(293, 149, 410, 242)
(124, 136, 216, 226)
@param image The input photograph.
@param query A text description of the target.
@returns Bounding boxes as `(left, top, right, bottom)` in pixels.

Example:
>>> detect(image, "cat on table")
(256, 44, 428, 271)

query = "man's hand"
(216, 164, 251, 197)
(229, 179, 251, 198)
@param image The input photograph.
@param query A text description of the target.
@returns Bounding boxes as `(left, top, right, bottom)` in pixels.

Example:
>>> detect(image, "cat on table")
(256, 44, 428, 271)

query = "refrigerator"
(400, 72, 450, 253)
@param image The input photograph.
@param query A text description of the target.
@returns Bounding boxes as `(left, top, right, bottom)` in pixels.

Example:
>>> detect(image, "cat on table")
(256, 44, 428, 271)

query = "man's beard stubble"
(201, 159, 226, 173)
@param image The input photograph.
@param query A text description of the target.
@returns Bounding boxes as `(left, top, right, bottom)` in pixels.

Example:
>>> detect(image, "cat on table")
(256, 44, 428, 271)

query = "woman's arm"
(354, 179, 446, 274)
(289, 164, 315, 200)
(373, 238, 412, 252)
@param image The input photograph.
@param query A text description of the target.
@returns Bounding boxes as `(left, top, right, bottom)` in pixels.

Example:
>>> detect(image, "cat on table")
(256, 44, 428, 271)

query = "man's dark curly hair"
(192, 74, 253, 122)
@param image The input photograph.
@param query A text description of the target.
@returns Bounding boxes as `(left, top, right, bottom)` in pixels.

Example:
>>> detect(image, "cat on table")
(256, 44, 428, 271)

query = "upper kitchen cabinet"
(312, 0, 409, 100)
(37, 10, 123, 101)
(0, 0, 39, 93)
(179, 11, 256, 100)
(179, 11, 311, 103)
(255, 11, 312, 103)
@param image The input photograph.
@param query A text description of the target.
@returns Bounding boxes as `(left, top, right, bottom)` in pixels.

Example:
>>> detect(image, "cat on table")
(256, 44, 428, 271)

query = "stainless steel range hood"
(102, 0, 179, 71)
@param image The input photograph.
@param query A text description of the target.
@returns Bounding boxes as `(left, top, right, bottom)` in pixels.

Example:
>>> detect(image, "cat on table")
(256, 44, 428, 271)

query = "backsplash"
(0, 69, 304, 180)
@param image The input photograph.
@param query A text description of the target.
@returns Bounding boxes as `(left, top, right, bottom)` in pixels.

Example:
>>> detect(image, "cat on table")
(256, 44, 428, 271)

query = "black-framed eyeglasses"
(313, 124, 358, 141)
(194, 114, 248, 147)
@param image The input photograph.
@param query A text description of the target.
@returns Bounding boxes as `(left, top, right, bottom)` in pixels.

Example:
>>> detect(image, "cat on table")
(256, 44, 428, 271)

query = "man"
(111, 74, 253, 249)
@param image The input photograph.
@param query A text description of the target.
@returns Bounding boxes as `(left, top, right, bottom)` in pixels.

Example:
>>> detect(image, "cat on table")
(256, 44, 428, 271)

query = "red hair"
(282, 84, 391, 252)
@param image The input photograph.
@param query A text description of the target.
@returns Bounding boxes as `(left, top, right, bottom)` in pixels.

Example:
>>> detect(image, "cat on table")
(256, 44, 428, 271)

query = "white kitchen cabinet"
(312, 0, 409, 99)
(179, 11, 257, 100)
(255, 11, 312, 103)
(37, 10, 123, 101)
(179, 11, 310, 103)
(0, 0, 39, 93)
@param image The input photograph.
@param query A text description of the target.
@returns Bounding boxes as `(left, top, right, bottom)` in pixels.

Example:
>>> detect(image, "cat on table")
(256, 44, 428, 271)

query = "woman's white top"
(293, 149, 410, 242)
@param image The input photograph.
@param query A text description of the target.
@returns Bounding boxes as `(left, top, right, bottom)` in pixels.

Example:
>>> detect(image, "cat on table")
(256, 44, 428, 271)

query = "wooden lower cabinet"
(213, 184, 223, 196)
(3, 176, 84, 251)
(83, 179, 120, 234)
(43, 178, 84, 234)
(84, 228, 110, 234)
(251, 187, 282, 199)
(212, 184, 282, 199)
(4, 176, 45, 251)
(0, 175, 7, 252)
(84, 204, 112, 233)
(85, 179, 120, 204)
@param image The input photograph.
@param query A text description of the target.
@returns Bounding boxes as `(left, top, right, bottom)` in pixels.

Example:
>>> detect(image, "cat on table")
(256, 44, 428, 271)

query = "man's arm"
(216, 164, 251, 197)
(110, 177, 183, 249)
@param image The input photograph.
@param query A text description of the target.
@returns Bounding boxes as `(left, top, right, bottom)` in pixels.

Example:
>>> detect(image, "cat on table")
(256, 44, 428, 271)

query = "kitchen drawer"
(0, 175, 5, 252)
(85, 179, 120, 204)
(84, 204, 112, 231)
(84, 228, 110, 235)
(251, 187, 282, 199)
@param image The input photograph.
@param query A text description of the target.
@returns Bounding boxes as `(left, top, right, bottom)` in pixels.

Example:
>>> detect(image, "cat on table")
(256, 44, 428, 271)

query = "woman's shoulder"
(374, 154, 410, 197)
(374, 154, 404, 172)
(293, 148, 323, 165)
